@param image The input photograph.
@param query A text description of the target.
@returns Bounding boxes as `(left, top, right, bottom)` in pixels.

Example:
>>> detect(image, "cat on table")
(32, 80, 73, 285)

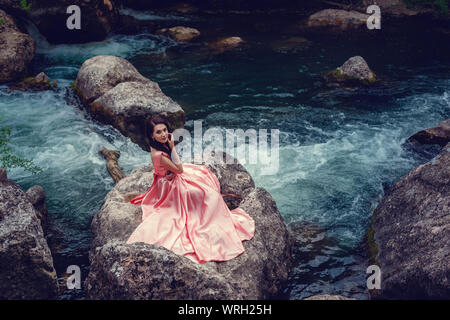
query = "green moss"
(71, 80, 83, 99)
(20, 0, 32, 11)
(333, 68, 344, 77)
(366, 208, 379, 265)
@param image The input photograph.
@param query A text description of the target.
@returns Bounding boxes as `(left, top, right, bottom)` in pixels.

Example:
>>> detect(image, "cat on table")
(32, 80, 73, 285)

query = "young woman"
(126, 115, 255, 264)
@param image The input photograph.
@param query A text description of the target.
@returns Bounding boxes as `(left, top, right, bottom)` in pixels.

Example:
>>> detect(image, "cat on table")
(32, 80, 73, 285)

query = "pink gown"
(126, 150, 255, 264)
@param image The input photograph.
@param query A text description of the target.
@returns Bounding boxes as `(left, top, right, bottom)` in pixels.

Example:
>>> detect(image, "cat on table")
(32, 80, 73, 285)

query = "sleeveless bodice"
(153, 150, 169, 177)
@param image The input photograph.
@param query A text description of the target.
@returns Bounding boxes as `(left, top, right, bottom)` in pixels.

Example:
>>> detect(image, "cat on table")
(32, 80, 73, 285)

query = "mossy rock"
(8, 76, 53, 92)
(365, 208, 379, 265)
(324, 68, 379, 88)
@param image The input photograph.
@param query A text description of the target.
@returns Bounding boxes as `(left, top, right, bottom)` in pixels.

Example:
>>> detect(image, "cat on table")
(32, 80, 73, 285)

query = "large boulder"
(369, 142, 450, 299)
(73, 55, 186, 151)
(0, 168, 58, 299)
(0, 0, 119, 44)
(84, 150, 293, 299)
(0, 9, 35, 83)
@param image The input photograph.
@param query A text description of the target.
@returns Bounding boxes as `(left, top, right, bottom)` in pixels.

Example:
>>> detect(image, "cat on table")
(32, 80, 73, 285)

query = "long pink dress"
(126, 150, 255, 264)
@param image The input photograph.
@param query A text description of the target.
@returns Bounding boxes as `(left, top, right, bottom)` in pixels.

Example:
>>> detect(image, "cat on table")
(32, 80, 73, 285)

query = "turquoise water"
(1, 11, 449, 299)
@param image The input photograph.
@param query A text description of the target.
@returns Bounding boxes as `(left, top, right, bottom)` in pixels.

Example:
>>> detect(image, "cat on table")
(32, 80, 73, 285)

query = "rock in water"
(370, 143, 450, 299)
(207, 37, 247, 55)
(73, 55, 186, 151)
(84, 151, 293, 299)
(306, 9, 369, 31)
(0, 9, 35, 83)
(323, 56, 378, 87)
(156, 26, 201, 43)
(8, 72, 53, 92)
(408, 118, 450, 148)
(0, 168, 58, 299)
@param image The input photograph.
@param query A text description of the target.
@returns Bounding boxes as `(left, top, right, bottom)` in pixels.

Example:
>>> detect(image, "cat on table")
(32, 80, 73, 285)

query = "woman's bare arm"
(160, 153, 183, 174)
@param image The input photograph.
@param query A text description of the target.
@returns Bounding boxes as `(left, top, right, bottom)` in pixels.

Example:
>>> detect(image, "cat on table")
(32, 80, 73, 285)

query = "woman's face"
(152, 123, 168, 144)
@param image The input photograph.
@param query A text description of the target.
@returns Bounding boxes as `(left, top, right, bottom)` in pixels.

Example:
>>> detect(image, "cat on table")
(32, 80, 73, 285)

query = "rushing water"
(1, 10, 449, 300)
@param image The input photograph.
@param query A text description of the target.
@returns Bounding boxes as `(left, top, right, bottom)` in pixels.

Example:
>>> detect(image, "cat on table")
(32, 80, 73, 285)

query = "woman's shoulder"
(151, 148, 170, 159)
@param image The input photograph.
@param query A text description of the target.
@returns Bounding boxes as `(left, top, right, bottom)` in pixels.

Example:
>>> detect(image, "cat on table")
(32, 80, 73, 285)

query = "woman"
(126, 115, 255, 264)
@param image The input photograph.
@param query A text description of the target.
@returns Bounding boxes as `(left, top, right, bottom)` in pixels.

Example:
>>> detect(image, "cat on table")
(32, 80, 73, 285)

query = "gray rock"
(0, 10, 35, 84)
(85, 150, 293, 299)
(371, 142, 450, 299)
(0, 175, 58, 299)
(74, 55, 148, 103)
(25, 185, 48, 225)
(34, 72, 50, 83)
(324, 56, 377, 87)
(74, 55, 186, 151)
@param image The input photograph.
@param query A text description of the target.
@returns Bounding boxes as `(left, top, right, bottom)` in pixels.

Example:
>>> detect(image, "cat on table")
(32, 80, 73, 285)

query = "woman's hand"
(165, 171, 175, 181)
(168, 133, 175, 150)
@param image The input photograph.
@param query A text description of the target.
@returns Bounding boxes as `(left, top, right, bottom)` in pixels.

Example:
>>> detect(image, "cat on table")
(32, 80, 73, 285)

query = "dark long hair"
(146, 115, 172, 158)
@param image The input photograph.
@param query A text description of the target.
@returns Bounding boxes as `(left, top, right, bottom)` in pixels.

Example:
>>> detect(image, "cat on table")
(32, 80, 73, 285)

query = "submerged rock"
(0, 168, 58, 299)
(84, 150, 293, 299)
(270, 36, 310, 53)
(8, 72, 55, 92)
(73, 55, 186, 151)
(156, 26, 201, 43)
(370, 142, 450, 299)
(207, 36, 247, 55)
(0, 9, 35, 83)
(323, 56, 378, 88)
(306, 9, 369, 31)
